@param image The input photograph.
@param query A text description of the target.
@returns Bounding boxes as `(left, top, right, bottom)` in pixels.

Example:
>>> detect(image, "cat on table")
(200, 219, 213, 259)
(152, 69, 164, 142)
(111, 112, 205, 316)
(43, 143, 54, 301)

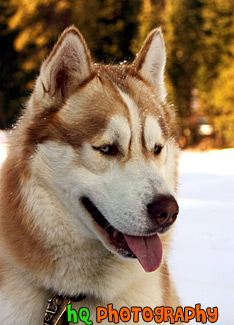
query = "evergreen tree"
(1, 0, 234, 148)
(165, 0, 204, 145)
(198, 0, 234, 147)
(1, 0, 142, 128)
(130, 0, 165, 55)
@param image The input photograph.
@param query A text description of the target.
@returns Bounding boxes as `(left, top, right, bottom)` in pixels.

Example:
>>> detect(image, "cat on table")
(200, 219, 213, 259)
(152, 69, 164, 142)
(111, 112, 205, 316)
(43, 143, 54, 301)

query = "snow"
(0, 131, 7, 164)
(0, 134, 233, 324)
(169, 149, 234, 325)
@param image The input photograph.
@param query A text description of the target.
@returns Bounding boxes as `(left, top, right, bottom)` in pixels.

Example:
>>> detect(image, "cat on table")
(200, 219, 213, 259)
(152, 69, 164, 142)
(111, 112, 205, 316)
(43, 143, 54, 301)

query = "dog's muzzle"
(81, 194, 179, 272)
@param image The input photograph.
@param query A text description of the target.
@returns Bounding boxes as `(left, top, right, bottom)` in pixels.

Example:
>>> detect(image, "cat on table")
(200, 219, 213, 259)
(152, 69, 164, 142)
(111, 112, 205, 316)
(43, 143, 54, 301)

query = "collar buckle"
(44, 295, 70, 325)
(43, 294, 86, 325)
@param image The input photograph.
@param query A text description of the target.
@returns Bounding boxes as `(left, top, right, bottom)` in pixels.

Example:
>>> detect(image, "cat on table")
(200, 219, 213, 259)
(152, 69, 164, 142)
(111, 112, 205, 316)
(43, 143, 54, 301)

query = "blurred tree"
(130, 0, 165, 55)
(164, 0, 234, 147)
(0, 0, 31, 128)
(211, 57, 234, 148)
(72, 0, 142, 62)
(198, 0, 234, 94)
(198, 0, 234, 147)
(164, 0, 204, 145)
(1, 0, 74, 128)
(1, 0, 142, 128)
(1, 0, 234, 148)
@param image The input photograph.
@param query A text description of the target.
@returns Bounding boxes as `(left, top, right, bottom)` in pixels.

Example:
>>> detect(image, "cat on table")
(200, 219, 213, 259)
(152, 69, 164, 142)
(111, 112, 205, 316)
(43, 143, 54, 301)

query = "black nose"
(147, 195, 179, 228)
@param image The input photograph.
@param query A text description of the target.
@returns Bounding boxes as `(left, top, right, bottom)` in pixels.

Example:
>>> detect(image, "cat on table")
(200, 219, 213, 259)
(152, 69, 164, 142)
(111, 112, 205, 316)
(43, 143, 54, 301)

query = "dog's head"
(4, 27, 179, 276)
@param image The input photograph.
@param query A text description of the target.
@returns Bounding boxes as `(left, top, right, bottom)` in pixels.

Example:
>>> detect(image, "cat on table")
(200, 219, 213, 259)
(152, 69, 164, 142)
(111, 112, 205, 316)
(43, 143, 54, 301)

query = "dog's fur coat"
(0, 27, 180, 324)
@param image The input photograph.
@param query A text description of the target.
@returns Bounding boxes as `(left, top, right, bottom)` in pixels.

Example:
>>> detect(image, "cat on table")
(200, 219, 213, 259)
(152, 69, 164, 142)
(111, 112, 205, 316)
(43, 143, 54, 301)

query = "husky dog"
(0, 27, 180, 324)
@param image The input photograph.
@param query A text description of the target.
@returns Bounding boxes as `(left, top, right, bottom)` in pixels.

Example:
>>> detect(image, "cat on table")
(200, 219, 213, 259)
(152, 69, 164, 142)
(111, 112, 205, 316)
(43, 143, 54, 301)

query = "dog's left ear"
(133, 28, 166, 101)
(34, 26, 92, 107)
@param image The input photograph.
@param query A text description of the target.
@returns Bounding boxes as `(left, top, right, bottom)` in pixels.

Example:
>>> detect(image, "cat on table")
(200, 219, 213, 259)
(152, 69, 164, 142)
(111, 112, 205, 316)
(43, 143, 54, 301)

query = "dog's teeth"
(113, 230, 119, 239)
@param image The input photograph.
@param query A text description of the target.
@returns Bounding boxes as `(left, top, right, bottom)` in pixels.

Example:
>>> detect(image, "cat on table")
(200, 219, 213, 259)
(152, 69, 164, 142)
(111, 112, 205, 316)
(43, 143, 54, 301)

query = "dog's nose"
(147, 195, 179, 228)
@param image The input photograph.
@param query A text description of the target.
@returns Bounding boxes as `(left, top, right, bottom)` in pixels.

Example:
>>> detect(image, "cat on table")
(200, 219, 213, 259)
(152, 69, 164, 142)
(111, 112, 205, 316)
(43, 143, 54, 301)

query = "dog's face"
(14, 27, 179, 274)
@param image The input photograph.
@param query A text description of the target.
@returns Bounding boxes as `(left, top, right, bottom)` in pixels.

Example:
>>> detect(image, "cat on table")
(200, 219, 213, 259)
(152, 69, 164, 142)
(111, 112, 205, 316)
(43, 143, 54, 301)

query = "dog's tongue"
(123, 234, 162, 272)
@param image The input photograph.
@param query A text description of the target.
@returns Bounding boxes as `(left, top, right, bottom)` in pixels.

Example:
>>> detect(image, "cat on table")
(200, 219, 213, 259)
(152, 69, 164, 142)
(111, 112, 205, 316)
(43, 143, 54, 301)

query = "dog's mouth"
(81, 196, 162, 272)
(81, 197, 136, 257)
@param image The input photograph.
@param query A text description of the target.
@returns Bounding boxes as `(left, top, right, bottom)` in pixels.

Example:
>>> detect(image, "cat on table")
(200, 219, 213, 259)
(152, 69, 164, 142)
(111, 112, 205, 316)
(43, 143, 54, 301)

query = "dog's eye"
(100, 145, 112, 154)
(93, 145, 118, 156)
(154, 145, 163, 155)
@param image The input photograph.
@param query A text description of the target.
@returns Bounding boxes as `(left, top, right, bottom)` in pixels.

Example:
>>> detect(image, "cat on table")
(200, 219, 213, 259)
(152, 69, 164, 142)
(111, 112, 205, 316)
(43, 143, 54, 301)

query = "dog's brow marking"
(94, 115, 131, 152)
(144, 115, 163, 151)
(117, 89, 141, 156)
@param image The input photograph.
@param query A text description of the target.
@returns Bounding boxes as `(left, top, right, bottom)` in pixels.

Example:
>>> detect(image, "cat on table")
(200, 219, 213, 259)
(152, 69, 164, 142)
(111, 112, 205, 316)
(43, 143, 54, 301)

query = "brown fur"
(44, 26, 92, 73)
(0, 26, 180, 324)
(0, 60, 176, 276)
(0, 148, 52, 272)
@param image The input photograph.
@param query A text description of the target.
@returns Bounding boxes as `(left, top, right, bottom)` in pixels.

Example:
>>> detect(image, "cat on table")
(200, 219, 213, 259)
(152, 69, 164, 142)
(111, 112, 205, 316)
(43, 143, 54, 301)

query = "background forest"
(0, 0, 233, 148)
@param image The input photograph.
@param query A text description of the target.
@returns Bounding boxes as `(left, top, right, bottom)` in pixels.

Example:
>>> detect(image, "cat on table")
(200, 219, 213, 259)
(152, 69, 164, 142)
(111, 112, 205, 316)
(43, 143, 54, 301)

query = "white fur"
(117, 89, 142, 155)
(0, 27, 180, 325)
(0, 268, 47, 325)
(143, 115, 179, 192)
(139, 30, 167, 101)
(144, 115, 164, 151)
(0, 114, 178, 325)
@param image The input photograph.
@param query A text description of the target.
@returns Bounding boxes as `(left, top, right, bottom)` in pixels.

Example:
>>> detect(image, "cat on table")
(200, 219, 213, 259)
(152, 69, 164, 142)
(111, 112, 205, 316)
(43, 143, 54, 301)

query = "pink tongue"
(123, 234, 162, 272)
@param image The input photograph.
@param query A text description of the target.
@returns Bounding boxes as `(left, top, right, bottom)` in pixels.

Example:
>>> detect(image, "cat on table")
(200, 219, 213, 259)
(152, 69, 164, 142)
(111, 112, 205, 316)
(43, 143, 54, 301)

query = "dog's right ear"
(34, 26, 92, 106)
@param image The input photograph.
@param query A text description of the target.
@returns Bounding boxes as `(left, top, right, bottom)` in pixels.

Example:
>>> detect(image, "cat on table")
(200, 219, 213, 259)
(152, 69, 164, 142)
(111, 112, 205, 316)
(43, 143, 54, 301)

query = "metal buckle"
(43, 294, 86, 325)
(44, 295, 70, 325)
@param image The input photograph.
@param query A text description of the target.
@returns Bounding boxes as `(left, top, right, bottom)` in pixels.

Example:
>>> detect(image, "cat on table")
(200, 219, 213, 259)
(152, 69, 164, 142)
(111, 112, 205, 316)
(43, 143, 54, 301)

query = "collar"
(43, 293, 86, 325)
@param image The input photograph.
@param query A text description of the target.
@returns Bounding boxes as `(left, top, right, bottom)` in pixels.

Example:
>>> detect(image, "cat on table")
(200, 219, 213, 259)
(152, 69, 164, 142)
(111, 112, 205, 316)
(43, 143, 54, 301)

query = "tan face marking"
(91, 115, 131, 154)
(112, 78, 169, 162)
(80, 115, 131, 173)
(117, 89, 142, 157)
(56, 76, 130, 148)
(144, 115, 164, 152)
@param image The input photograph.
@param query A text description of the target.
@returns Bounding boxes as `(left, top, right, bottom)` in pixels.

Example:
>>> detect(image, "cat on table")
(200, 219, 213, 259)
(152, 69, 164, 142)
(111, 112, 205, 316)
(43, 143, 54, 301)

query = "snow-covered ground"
(0, 133, 233, 324)
(169, 149, 234, 325)
(0, 131, 7, 163)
